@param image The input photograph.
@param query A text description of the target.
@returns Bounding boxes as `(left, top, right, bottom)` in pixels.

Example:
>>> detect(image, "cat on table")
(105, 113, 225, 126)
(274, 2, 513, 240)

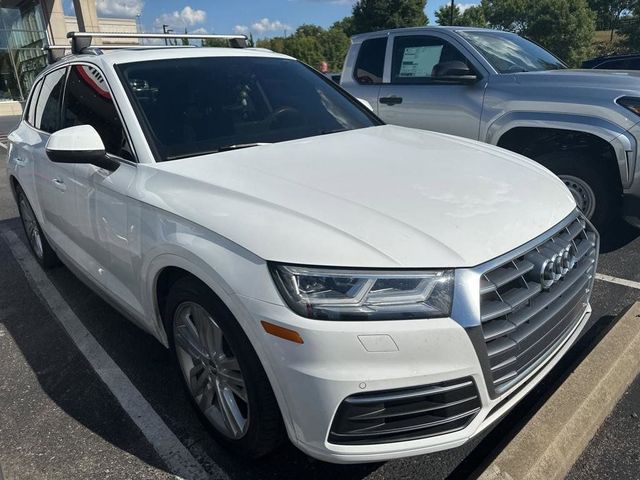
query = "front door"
(377, 32, 487, 140)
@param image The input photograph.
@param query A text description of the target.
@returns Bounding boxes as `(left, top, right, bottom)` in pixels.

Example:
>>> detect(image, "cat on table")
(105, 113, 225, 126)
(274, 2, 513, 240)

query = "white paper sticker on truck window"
(398, 45, 444, 78)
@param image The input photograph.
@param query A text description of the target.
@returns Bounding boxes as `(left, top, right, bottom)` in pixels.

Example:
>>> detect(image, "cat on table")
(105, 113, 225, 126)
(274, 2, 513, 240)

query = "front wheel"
(534, 151, 621, 230)
(164, 277, 284, 458)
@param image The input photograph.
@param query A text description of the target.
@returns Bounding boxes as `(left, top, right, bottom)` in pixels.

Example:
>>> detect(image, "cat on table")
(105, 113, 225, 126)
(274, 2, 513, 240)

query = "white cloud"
(155, 6, 207, 28)
(241, 17, 291, 34)
(457, 2, 480, 13)
(96, 0, 143, 17)
(191, 27, 207, 34)
(233, 25, 250, 35)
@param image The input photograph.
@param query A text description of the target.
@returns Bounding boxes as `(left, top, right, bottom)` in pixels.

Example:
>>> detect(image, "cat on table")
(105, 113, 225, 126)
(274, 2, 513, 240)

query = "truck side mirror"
(432, 61, 478, 84)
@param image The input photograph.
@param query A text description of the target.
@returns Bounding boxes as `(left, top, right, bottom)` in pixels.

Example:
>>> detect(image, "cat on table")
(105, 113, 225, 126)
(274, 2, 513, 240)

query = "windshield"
(459, 31, 566, 73)
(118, 56, 380, 161)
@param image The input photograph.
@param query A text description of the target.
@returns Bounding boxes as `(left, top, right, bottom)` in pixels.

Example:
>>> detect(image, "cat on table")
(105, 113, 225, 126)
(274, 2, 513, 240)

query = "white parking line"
(596, 273, 640, 291)
(0, 142, 7, 150)
(0, 227, 228, 480)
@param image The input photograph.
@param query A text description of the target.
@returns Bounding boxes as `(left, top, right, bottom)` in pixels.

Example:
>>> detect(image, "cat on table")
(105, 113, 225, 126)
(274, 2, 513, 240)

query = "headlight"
(617, 96, 640, 116)
(269, 264, 454, 320)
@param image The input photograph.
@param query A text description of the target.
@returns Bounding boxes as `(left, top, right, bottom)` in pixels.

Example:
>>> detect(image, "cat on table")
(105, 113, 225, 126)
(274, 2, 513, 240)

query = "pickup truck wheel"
(164, 277, 285, 458)
(534, 151, 620, 230)
(16, 186, 59, 269)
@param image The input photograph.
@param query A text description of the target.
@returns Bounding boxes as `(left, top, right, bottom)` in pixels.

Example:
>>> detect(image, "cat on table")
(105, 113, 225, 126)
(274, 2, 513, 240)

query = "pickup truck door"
(376, 32, 488, 140)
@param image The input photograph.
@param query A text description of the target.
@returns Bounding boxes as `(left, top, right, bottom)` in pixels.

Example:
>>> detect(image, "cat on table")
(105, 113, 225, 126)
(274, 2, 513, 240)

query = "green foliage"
(351, 0, 428, 34)
(435, 4, 462, 25)
(588, 0, 637, 30)
(484, 0, 596, 66)
(435, 3, 488, 26)
(255, 24, 350, 71)
(619, 5, 640, 49)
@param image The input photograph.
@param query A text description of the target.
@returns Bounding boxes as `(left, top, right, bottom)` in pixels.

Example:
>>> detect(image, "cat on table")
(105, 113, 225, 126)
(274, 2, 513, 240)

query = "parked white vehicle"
(6, 33, 598, 464)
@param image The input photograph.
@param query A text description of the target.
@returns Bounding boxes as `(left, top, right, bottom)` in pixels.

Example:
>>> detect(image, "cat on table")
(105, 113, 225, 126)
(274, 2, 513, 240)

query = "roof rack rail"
(66, 31, 248, 55)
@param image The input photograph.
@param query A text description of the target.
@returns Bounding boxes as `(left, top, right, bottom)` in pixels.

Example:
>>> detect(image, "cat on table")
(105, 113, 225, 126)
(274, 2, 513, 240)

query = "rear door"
(377, 32, 487, 139)
(342, 36, 388, 115)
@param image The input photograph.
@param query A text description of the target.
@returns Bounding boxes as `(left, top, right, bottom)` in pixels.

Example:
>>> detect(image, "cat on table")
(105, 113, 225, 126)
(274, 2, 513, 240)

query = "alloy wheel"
(173, 301, 249, 439)
(560, 175, 596, 219)
(18, 194, 44, 259)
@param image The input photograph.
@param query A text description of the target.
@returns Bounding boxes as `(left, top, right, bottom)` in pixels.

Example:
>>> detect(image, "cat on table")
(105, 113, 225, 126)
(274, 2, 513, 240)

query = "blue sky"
(67, 1, 478, 38)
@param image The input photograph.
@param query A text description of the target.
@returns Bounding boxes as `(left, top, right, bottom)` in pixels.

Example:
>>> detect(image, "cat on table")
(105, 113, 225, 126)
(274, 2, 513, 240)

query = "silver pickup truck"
(340, 26, 640, 230)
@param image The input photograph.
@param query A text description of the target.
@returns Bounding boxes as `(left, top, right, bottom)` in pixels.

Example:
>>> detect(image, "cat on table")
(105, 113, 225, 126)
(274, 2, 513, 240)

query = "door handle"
(52, 178, 67, 192)
(14, 158, 28, 167)
(380, 96, 403, 106)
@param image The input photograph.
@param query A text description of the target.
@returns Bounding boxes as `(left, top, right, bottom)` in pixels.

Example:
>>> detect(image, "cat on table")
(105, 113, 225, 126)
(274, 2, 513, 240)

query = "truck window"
(355, 37, 387, 85)
(391, 35, 469, 84)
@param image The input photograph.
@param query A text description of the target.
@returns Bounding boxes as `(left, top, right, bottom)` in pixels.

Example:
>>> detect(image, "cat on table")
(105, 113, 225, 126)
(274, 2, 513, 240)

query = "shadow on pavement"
(599, 218, 640, 254)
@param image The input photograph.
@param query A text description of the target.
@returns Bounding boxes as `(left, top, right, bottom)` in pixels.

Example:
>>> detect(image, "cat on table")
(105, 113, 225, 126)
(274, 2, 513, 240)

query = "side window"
(391, 35, 471, 84)
(598, 59, 629, 70)
(34, 68, 66, 133)
(63, 64, 134, 160)
(26, 80, 43, 126)
(355, 37, 387, 85)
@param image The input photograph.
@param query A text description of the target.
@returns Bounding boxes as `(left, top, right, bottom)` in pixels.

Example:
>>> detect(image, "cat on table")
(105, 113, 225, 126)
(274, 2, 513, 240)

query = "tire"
(164, 276, 285, 458)
(534, 151, 621, 230)
(15, 185, 59, 269)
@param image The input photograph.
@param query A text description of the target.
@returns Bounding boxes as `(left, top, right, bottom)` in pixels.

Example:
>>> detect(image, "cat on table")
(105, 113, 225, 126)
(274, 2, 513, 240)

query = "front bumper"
(240, 295, 591, 463)
(234, 211, 597, 464)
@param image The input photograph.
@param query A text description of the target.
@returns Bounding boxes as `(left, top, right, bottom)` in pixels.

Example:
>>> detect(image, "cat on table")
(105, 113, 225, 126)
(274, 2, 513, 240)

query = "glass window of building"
(0, 2, 48, 103)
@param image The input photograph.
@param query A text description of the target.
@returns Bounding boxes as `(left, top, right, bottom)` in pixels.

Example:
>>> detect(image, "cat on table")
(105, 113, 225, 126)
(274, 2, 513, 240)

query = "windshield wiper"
(165, 142, 272, 161)
(318, 128, 348, 136)
(217, 142, 272, 152)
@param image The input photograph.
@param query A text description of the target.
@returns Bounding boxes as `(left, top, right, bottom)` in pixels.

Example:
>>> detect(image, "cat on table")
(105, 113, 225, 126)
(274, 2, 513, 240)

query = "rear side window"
(26, 80, 43, 126)
(598, 59, 630, 70)
(35, 68, 66, 133)
(63, 64, 134, 160)
(355, 37, 387, 85)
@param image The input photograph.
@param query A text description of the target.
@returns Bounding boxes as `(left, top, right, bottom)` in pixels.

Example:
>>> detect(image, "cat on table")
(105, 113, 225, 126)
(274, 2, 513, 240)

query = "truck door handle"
(52, 178, 67, 192)
(380, 96, 403, 106)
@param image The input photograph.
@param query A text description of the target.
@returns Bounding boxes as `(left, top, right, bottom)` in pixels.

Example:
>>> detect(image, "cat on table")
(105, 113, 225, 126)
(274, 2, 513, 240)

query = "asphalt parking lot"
(1, 137, 640, 479)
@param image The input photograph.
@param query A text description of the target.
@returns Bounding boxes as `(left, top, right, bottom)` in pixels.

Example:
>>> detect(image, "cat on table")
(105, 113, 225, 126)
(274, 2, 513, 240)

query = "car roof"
(350, 26, 513, 43)
(40, 46, 294, 75)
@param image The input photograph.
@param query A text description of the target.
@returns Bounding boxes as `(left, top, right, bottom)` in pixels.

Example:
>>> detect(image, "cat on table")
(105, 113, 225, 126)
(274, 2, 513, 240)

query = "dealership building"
(1, 0, 137, 115)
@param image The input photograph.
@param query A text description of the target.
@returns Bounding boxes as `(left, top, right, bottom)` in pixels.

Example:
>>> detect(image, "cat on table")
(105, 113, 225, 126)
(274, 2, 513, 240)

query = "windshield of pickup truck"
(118, 56, 380, 161)
(459, 31, 566, 73)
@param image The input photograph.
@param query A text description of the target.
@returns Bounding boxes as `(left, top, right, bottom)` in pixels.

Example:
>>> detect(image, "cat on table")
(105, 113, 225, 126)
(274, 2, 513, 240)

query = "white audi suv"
(6, 36, 598, 464)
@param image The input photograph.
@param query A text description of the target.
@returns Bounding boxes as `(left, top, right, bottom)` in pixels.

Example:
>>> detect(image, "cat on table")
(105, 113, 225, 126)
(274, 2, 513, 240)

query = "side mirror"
(357, 98, 374, 111)
(432, 61, 478, 84)
(46, 125, 119, 171)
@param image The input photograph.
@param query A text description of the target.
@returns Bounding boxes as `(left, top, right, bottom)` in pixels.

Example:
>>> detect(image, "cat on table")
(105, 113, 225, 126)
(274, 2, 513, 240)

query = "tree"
(351, 0, 428, 34)
(459, 5, 488, 26)
(255, 23, 351, 71)
(484, 0, 596, 66)
(619, 5, 640, 49)
(588, 0, 637, 36)
(435, 4, 462, 25)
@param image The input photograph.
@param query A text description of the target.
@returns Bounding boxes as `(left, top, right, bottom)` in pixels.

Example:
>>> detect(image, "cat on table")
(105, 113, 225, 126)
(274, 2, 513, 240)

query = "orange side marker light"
(261, 321, 304, 344)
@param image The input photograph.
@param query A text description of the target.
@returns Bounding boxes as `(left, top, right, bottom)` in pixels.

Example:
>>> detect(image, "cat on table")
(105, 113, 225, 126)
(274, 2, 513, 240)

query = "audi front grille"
(477, 212, 598, 395)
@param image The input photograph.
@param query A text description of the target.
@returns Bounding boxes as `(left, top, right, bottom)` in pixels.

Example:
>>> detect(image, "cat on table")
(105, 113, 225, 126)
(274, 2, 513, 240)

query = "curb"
(478, 301, 640, 480)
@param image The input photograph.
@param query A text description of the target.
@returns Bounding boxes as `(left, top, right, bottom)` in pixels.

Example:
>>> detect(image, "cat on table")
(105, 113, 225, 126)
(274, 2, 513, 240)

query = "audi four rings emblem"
(526, 244, 578, 290)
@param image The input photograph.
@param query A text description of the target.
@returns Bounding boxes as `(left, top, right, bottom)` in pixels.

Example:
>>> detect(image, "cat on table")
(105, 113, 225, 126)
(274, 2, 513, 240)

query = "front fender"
(485, 112, 636, 188)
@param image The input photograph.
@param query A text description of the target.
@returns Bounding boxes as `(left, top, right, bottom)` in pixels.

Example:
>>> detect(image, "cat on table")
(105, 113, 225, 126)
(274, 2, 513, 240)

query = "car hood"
(138, 125, 575, 268)
(514, 69, 640, 90)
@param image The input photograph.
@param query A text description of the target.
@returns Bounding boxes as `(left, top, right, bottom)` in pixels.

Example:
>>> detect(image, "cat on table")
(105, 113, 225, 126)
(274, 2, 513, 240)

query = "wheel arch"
(487, 113, 635, 188)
